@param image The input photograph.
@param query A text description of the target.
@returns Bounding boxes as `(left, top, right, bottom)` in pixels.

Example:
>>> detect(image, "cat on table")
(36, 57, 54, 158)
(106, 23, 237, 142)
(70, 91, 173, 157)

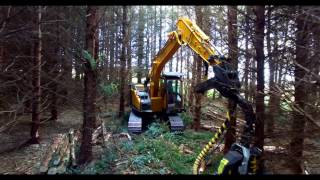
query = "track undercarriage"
(128, 111, 184, 134)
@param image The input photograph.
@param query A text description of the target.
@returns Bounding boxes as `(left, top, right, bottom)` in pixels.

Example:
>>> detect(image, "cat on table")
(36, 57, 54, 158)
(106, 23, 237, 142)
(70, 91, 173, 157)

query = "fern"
(82, 50, 97, 70)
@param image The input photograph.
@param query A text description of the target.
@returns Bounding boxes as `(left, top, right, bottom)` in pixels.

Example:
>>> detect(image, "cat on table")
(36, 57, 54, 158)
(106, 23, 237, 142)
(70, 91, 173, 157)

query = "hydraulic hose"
(192, 111, 231, 174)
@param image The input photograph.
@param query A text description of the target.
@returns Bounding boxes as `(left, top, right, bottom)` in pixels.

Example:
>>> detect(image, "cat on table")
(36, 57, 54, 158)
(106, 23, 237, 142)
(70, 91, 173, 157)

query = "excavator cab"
(161, 72, 184, 114)
(159, 72, 185, 132)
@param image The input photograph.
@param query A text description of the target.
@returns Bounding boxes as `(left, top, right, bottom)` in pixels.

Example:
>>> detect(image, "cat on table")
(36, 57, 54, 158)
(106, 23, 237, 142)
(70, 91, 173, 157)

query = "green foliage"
(149, 140, 193, 174)
(129, 123, 219, 174)
(99, 82, 119, 97)
(66, 166, 82, 174)
(121, 141, 134, 152)
(145, 122, 168, 138)
(129, 153, 169, 174)
(90, 120, 222, 174)
(92, 145, 118, 174)
(130, 154, 159, 169)
(120, 111, 130, 128)
(99, 53, 106, 62)
(180, 112, 193, 127)
(201, 153, 224, 175)
(82, 50, 97, 70)
(280, 100, 292, 112)
(206, 89, 220, 99)
(104, 113, 126, 133)
(82, 50, 106, 71)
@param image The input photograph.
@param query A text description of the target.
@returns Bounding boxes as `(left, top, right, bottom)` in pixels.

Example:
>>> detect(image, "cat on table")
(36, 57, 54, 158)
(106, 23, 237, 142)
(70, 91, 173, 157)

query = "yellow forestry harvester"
(128, 17, 261, 174)
(128, 17, 223, 133)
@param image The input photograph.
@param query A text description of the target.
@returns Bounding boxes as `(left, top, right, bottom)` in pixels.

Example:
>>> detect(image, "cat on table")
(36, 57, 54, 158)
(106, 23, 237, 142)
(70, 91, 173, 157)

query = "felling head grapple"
(193, 55, 261, 175)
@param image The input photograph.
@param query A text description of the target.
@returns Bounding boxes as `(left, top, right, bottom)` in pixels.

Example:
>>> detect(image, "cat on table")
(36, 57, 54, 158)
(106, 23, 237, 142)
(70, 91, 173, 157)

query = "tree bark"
(30, 6, 42, 144)
(137, 7, 144, 83)
(119, 6, 128, 118)
(224, 5, 238, 154)
(159, 6, 162, 52)
(109, 8, 115, 83)
(193, 55, 202, 131)
(50, 10, 60, 121)
(189, 55, 196, 109)
(61, 7, 73, 103)
(253, 6, 266, 171)
(266, 6, 277, 136)
(126, 7, 133, 106)
(289, 6, 310, 173)
(192, 6, 207, 131)
(78, 6, 98, 165)
(169, 7, 174, 72)
(243, 6, 251, 101)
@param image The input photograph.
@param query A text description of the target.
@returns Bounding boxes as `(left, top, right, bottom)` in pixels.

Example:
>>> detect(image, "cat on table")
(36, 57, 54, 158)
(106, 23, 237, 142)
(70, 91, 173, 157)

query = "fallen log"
(92, 125, 102, 144)
(40, 134, 66, 173)
(200, 124, 220, 131)
(69, 129, 76, 167)
(178, 144, 194, 154)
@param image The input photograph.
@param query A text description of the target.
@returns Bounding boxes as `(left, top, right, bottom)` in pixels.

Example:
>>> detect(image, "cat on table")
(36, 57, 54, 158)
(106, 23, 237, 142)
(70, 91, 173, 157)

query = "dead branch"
(274, 85, 320, 129)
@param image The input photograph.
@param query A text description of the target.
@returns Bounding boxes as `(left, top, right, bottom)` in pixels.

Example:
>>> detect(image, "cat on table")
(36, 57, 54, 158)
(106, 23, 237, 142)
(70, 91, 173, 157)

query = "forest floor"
(0, 108, 83, 174)
(0, 98, 319, 174)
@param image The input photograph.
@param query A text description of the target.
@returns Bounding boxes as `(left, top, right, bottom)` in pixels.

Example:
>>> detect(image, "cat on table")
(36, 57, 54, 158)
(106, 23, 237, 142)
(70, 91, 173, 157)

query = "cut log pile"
(38, 119, 113, 174)
(39, 129, 81, 174)
(201, 105, 246, 134)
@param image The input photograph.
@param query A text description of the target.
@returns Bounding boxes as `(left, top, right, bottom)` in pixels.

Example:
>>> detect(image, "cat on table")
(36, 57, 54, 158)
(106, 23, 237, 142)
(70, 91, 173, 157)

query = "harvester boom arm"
(146, 17, 223, 98)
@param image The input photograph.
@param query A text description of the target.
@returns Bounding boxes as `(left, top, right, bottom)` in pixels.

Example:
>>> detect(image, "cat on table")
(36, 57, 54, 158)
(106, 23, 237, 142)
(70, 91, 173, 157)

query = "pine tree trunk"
(153, 6, 157, 58)
(253, 6, 265, 171)
(289, 6, 309, 173)
(309, 14, 320, 118)
(176, 49, 179, 72)
(103, 18, 109, 83)
(127, 15, 132, 82)
(145, 11, 150, 77)
(137, 7, 144, 83)
(115, 22, 120, 82)
(119, 6, 128, 118)
(266, 6, 276, 136)
(169, 7, 174, 72)
(78, 6, 98, 165)
(159, 6, 162, 52)
(224, 5, 238, 154)
(244, 6, 251, 101)
(61, 8, 73, 103)
(50, 12, 60, 121)
(30, 6, 42, 144)
(192, 6, 206, 131)
(187, 50, 193, 108)
(74, 23, 83, 81)
(109, 9, 115, 83)
(126, 7, 133, 106)
(193, 55, 202, 131)
(180, 48, 183, 73)
(189, 56, 196, 109)
(250, 57, 256, 103)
